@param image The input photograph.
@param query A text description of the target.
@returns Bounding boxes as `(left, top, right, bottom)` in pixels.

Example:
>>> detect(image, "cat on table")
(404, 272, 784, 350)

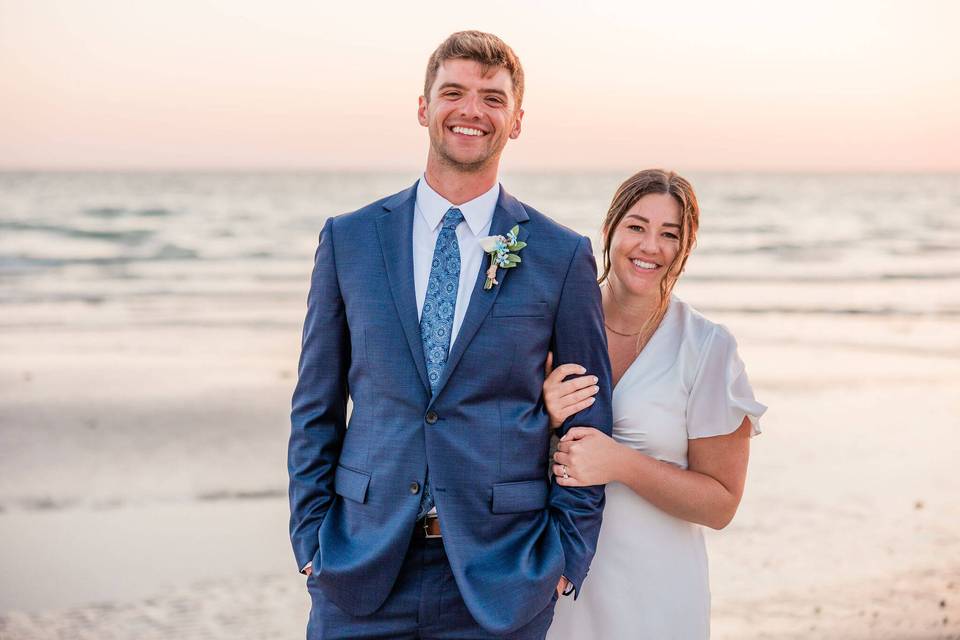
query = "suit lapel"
(430, 187, 530, 401)
(376, 183, 431, 394)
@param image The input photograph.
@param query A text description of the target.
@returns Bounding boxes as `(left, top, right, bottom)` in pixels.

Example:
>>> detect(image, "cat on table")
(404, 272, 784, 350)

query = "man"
(289, 31, 613, 639)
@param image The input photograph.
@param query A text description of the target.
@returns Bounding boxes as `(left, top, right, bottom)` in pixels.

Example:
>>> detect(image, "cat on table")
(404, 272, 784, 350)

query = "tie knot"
(442, 207, 464, 230)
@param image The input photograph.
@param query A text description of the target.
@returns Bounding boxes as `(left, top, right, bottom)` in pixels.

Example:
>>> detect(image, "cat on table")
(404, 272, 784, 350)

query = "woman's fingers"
(553, 463, 584, 487)
(561, 374, 599, 396)
(565, 382, 599, 405)
(560, 426, 597, 442)
(550, 399, 595, 429)
(553, 450, 570, 465)
(546, 373, 597, 406)
(546, 363, 587, 385)
(544, 352, 554, 376)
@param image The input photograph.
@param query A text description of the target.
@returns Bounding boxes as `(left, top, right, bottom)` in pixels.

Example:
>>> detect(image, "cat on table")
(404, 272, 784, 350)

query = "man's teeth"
(632, 259, 658, 270)
(452, 126, 485, 137)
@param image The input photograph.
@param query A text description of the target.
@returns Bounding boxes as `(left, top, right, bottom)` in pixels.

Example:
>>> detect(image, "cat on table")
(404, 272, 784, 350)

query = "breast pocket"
(491, 301, 548, 318)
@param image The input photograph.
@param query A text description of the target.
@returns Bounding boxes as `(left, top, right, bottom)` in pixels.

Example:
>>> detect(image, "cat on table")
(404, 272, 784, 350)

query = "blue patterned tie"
(417, 206, 464, 519)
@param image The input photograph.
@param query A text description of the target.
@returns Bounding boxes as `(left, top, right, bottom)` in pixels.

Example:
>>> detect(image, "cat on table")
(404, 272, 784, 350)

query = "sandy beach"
(1, 291, 958, 639)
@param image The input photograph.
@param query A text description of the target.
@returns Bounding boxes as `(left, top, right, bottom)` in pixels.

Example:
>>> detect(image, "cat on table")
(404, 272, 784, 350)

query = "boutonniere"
(478, 225, 526, 290)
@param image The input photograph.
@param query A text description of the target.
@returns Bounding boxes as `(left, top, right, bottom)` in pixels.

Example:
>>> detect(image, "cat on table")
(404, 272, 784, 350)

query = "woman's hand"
(543, 353, 600, 430)
(552, 427, 625, 486)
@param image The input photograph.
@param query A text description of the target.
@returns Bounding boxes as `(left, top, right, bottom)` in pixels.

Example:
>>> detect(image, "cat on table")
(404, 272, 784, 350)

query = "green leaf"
(509, 225, 520, 238)
(509, 241, 527, 251)
(500, 262, 517, 269)
(505, 254, 521, 263)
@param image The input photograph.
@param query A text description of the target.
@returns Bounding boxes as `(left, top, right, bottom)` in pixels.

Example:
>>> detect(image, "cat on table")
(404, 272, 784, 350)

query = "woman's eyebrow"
(625, 214, 680, 229)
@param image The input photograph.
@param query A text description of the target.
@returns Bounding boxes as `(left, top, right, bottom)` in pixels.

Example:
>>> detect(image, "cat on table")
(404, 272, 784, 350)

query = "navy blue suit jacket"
(288, 181, 613, 634)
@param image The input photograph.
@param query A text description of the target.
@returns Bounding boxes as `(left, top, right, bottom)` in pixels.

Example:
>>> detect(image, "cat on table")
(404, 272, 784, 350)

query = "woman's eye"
(628, 225, 644, 232)
(663, 232, 679, 240)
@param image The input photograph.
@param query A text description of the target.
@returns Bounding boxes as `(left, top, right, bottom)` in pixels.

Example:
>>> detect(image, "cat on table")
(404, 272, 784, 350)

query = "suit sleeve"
(548, 235, 614, 596)
(288, 216, 350, 572)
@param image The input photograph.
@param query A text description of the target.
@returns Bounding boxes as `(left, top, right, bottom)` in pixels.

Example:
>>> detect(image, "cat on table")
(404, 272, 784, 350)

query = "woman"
(547, 169, 766, 639)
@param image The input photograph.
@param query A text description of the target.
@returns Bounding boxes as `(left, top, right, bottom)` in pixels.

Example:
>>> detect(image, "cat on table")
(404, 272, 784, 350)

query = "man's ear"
(509, 108, 524, 140)
(418, 96, 429, 127)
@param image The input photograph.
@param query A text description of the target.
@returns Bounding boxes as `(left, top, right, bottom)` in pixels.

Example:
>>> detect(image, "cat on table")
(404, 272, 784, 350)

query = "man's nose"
(459, 93, 483, 118)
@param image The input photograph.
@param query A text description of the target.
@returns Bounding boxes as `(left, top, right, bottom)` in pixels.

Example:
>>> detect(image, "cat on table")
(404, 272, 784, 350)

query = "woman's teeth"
(632, 259, 658, 270)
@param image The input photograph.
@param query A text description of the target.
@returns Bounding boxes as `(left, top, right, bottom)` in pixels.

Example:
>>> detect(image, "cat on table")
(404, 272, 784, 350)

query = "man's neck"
(423, 157, 499, 205)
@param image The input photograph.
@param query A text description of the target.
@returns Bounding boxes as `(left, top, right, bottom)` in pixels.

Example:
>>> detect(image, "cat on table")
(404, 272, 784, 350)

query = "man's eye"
(486, 97, 504, 105)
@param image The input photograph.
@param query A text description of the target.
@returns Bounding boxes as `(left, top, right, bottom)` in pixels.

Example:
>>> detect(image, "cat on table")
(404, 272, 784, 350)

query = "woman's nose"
(637, 230, 659, 255)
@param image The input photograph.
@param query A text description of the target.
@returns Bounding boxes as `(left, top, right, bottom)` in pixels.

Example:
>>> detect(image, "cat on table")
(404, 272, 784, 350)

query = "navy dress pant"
(307, 535, 558, 640)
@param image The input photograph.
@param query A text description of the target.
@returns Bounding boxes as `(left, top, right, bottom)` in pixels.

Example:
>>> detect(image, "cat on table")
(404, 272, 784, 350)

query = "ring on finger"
(562, 465, 569, 480)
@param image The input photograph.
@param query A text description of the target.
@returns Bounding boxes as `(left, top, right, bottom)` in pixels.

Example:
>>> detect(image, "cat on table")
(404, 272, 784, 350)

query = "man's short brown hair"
(423, 31, 524, 108)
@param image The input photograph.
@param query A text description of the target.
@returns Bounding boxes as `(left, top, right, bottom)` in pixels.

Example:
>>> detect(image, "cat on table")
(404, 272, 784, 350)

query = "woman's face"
(606, 192, 683, 300)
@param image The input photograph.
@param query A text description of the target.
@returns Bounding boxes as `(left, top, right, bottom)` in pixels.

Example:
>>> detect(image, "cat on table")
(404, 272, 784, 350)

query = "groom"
(288, 31, 613, 638)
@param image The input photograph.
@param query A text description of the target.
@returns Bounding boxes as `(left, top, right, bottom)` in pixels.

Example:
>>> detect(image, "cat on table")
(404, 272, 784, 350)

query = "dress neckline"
(612, 295, 679, 395)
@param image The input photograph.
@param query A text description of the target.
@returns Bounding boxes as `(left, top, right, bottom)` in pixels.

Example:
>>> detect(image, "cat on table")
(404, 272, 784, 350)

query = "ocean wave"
(682, 272, 960, 282)
(0, 244, 200, 272)
(695, 304, 960, 317)
(84, 206, 176, 218)
(0, 488, 287, 513)
(0, 220, 154, 244)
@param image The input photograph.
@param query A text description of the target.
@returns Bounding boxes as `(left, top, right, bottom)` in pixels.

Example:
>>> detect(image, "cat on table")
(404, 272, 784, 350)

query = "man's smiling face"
(418, 58, 523, 173)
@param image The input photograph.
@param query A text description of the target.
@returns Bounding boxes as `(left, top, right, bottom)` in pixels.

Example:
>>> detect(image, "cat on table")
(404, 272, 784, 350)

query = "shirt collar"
(416, 175, 500, 237)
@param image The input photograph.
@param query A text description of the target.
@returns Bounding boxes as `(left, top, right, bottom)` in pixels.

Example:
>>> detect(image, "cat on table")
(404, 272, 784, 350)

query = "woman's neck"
(602, 281, 660, 335)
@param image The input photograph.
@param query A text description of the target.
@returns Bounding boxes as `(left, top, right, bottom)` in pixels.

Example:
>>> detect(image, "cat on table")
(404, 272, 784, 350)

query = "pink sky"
(1, 0, 957, 171)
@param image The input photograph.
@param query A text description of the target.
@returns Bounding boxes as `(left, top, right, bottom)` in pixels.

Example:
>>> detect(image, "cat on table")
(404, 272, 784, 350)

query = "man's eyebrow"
(625, 214, 681, 229)
(436, 82, 508, 97)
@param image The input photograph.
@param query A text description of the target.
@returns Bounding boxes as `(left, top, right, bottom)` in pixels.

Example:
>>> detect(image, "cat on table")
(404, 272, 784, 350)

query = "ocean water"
(1, 171, 959, 324)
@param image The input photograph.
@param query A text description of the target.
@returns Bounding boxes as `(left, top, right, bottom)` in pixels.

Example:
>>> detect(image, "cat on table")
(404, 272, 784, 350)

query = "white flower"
(478, 235, 505, 253)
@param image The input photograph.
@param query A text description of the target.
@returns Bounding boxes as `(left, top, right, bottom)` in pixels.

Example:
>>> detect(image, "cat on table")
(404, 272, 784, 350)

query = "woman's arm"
(553, 418, 752, 530)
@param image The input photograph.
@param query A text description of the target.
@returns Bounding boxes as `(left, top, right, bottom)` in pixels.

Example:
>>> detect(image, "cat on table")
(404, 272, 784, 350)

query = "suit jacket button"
(409, 482, 420, 495)
(425, 411, 439, 424)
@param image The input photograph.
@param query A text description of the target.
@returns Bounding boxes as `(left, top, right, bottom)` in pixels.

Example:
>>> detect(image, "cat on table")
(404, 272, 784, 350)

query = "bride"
(546, 169, 766, 639)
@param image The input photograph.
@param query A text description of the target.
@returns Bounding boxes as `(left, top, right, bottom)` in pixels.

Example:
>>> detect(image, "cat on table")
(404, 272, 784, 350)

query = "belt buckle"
(422, 514, 442, 539)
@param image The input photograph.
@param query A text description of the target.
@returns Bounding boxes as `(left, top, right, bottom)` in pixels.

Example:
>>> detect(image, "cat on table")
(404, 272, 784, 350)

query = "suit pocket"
(334, 464, 371, 503)
(491, 302, 548, 318)
(491, 479, 549, 514)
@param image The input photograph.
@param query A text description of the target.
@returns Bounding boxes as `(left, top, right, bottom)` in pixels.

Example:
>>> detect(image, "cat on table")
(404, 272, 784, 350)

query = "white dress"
(549, 296, 766, 640)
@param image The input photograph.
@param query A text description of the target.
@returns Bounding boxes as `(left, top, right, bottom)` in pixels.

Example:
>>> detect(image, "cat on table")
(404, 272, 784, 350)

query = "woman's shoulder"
(671, 296, 737, 351)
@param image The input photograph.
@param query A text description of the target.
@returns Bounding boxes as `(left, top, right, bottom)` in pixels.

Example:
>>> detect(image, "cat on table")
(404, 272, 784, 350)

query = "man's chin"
(437, 150, 495, 174)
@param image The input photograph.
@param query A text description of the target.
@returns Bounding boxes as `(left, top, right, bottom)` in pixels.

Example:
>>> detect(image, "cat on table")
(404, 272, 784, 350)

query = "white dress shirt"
(413, 176, 499, 347)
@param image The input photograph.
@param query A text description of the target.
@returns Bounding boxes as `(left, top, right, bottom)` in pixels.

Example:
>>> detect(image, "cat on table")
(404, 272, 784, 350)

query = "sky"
(1, 0, 958, 171)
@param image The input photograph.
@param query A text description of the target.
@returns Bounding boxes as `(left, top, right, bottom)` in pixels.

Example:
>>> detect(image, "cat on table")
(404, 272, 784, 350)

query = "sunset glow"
(1, 0, 957, 171)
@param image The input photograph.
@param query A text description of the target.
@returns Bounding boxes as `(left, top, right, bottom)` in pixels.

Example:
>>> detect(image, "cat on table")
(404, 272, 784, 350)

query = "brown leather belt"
(416, 514, 442, 539)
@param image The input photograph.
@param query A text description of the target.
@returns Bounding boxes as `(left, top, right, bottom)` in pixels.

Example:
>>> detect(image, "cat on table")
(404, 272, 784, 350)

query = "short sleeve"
(686, 325, 766, 439)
